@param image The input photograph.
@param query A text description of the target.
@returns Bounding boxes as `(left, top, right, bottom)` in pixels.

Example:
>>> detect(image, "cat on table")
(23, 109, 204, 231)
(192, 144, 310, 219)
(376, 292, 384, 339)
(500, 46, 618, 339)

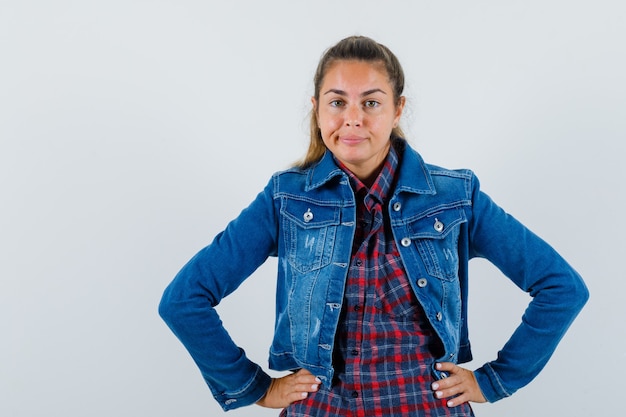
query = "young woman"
(159, 36, 588, 416)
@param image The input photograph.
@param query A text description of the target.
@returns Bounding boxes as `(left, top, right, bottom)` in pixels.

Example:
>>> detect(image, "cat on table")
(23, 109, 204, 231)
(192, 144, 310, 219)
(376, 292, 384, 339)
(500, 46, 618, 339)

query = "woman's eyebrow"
(323, 88, 347, 96)
(323, 88, 387, 96)
(362, 88, 387, 96)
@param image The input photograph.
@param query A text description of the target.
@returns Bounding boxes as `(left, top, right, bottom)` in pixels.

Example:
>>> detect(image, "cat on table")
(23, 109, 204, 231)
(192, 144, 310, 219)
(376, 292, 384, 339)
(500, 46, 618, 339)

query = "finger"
(291, 370, 320, 386)
(292, 369, 322, 385)
(431, 372, 461, 391)
(445, 393, 471, 408)
(432, 366, 486, 405)
(432, 368, 466, 395)
(261, 370, 322, 408)
(435, 362, 458, 373)
(290, 370, 322, 394)
(292, 381, 321, 395)
(434, 381, 464, 400)
(288, 390, 312, 402)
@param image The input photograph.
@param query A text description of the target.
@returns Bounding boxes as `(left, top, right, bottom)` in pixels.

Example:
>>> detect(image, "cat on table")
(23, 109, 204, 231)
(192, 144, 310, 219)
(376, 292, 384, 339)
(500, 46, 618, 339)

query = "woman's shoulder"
(267, 165, 318, 198)
(269, 165, 311, 185)
(270, 152, 345, 194)
(424, 162, 474, 179)
(399, 141, 478, 195)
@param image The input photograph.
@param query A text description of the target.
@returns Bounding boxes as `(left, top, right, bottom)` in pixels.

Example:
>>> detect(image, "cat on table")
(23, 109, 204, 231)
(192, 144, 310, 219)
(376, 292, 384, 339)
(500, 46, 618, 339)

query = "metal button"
(351, 349, 359, 356)
(400, 237, 411, 247)
(433, 218, 444, 233)
(436, 312, 443, 321)
(303, 208, 313, 222)
(392, 202, 402, 212)
(351, 391, 359, 398)
(355, 259, 362, 267)
(417, 278, 428, 288)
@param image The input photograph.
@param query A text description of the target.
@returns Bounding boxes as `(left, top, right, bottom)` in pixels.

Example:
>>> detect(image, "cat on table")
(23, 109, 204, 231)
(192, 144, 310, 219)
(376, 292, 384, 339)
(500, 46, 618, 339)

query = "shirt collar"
(333, 144, 399, 205)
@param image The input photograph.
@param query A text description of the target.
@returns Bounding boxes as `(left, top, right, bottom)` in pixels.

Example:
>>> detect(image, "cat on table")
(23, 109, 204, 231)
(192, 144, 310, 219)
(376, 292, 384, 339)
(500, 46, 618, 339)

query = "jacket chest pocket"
(407, 207, 466, 281)
(281, 198, 340, 273)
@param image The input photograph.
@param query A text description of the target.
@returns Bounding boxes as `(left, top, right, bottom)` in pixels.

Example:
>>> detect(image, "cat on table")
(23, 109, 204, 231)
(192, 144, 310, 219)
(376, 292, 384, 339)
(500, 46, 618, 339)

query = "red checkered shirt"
(282, 145, 474, 417)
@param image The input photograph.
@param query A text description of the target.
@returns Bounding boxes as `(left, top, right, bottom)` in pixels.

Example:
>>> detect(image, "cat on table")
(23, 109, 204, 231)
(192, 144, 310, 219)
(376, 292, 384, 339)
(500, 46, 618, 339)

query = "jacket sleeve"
(467, 173, 589, 402)
(158, 179, 278, 411)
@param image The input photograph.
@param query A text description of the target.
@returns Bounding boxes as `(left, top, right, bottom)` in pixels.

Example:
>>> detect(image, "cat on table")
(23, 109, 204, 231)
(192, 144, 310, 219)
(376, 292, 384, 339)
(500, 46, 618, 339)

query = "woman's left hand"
(431, 362, 487, 407)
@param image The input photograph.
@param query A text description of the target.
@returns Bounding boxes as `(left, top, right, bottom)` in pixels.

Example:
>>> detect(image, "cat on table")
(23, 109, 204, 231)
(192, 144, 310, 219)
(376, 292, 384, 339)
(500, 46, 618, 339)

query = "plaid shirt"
(283, 146, 474, 417)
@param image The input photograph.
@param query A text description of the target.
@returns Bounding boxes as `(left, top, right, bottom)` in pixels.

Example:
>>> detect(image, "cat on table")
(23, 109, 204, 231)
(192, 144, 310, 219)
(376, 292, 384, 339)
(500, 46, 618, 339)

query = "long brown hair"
(296, 36, 406, 168)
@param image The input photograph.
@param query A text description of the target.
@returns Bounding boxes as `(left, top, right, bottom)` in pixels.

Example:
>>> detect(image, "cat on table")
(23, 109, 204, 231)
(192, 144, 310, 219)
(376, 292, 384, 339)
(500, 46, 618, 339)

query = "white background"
(1, 1, 624, 416)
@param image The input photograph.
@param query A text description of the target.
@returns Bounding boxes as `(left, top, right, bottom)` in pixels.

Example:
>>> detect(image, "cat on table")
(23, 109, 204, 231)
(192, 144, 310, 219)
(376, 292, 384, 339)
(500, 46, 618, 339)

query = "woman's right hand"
(256, 369, 322, 409)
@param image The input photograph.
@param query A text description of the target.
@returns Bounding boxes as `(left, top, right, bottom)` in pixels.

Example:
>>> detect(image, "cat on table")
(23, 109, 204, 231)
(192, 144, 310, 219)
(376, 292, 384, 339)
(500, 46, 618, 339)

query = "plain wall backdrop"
(1, 1, 624, 416)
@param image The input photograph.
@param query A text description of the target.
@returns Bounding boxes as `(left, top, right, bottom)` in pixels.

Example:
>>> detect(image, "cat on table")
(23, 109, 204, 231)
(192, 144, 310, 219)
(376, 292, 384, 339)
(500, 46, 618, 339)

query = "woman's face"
(313, 60, 405, 182)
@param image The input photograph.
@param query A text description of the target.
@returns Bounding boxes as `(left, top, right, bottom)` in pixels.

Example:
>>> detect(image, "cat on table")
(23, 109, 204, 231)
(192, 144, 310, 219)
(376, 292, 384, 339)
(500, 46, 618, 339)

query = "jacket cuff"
(213, 366, 272, 411)
(473, 363, 513, 403)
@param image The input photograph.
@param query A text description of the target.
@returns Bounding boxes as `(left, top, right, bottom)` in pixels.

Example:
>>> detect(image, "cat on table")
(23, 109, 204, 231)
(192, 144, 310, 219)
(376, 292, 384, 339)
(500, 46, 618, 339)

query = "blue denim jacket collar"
(305, 150, 345, 191)
(308, 139, 436, 196)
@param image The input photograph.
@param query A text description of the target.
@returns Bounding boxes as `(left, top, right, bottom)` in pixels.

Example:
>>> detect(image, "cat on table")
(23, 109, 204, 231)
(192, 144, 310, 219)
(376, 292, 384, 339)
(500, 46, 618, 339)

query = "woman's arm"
(159, 181, 279, 411)
(466, 175, 589, 402)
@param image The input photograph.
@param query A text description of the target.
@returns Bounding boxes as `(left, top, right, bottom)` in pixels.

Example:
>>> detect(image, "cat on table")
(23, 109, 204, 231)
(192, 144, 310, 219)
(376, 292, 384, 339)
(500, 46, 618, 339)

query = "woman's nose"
(345, 105, 363, 127)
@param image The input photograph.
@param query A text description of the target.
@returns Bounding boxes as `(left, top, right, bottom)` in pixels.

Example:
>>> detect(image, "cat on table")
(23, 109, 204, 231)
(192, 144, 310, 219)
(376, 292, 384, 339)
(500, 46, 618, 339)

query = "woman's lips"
(339, 135, 366, 145)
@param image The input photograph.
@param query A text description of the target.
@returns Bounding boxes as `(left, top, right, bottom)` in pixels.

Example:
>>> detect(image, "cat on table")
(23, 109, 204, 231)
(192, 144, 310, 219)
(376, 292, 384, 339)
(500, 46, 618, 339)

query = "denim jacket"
(159, 139, 588, 411)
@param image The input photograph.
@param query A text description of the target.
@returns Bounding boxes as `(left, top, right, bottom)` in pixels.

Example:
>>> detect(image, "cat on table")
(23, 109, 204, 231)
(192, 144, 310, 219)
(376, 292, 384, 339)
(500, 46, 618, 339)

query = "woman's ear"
(394, 96, 406, 124)
(311, 97, 320, 127)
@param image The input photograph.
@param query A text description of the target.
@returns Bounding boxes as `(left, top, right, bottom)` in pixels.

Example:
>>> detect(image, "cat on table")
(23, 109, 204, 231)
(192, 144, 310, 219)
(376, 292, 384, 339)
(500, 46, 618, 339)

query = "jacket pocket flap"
(280, 198, 341, 229)
(408, 206, 466, 239)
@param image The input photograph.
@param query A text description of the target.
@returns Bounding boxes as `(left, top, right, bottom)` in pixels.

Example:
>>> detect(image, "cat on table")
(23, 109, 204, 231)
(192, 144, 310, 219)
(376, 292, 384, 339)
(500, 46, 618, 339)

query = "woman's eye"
(364, 100, 379, 108)
(330, 100, 344, 107)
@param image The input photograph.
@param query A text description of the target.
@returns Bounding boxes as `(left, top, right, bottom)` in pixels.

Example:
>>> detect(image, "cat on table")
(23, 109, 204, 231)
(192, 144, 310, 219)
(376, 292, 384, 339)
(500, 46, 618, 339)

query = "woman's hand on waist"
(256, 368, 322, 409)
(431, 362, 487, 407)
